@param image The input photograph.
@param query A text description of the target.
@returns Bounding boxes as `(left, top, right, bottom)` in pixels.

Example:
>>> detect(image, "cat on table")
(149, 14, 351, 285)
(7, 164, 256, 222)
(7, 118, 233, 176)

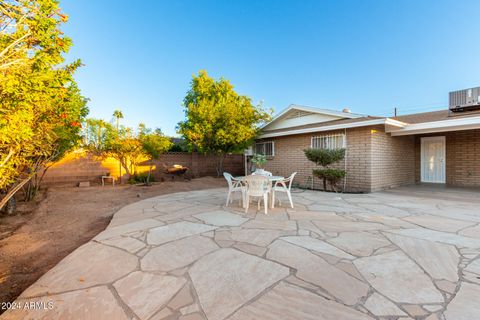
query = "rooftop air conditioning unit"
(449, 86, 480, 112)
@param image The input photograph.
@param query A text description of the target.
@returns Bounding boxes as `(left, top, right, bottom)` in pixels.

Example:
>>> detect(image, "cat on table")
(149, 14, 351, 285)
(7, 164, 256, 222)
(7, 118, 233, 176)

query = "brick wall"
(43, 152, 244, 185)
(260, 127, 376, 193)
(414, 129, 480, 186)
(370, 126, 416, 191)
(260, 125, 417, 193)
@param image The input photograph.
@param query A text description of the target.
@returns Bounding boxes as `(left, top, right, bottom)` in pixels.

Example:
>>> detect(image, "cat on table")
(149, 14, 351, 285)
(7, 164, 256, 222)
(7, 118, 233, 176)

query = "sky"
(61, 0, 480, 136)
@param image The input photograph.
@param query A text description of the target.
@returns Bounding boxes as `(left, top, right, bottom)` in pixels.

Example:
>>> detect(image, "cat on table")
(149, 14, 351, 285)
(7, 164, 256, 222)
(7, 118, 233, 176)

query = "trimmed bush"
(304, 148, 346, 192)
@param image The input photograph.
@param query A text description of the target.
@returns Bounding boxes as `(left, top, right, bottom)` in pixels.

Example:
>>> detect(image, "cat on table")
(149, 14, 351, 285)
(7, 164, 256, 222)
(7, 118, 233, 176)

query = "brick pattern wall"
(43, 152, 244, 186)
(260, 127, 374, 193)
(370, 126, 416, 191)
(415, 129, 480, 186)
(260, 126, 417, 193)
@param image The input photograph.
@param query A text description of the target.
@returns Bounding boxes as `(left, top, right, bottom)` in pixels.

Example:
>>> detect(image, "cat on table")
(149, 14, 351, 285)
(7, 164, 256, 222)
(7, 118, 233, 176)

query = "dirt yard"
(0, 177, 226, 309)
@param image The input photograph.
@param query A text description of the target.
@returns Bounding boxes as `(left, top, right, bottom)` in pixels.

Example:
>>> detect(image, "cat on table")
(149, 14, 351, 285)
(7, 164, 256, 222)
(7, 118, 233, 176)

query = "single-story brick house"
(255, 104, 480, 192)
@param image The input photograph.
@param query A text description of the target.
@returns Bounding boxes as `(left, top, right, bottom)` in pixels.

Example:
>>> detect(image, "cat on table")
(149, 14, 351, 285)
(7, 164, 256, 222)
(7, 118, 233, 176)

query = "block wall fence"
(42, 151, 244, 185)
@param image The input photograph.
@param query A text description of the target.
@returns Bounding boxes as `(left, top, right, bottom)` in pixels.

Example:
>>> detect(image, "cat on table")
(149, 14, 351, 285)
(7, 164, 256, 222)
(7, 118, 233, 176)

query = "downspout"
(343, 128, 347, 192)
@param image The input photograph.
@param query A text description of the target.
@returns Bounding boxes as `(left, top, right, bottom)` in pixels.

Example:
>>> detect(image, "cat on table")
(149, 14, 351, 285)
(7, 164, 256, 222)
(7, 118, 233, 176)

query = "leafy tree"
(113, 109, 124, 130)
(84, 120, 171, 184)
(139, 128, 172, 185)
(177, 70, 271, 176)
(304, 148, 346, 192)
(0, 0, 88, 211)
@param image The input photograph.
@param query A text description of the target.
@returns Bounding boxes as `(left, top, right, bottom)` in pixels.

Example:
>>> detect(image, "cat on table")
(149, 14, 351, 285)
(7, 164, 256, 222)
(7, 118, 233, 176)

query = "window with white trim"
(254, 141, 275, 156)
(311, 134, 346, 150)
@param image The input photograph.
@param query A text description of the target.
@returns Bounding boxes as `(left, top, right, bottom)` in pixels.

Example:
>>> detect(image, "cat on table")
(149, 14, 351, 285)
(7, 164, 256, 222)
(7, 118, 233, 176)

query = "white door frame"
(420, 136, 446, 183)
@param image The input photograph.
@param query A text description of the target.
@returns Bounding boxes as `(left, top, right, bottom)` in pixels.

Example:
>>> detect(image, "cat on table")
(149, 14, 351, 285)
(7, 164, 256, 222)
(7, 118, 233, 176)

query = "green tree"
(304, 148, 346, 192)
(0, 0, 88, 211)
(139, 128, 172, 185)
(84, 120, 171, 184)
(113, 109, 124, 130)
(177, 70, 271, 176)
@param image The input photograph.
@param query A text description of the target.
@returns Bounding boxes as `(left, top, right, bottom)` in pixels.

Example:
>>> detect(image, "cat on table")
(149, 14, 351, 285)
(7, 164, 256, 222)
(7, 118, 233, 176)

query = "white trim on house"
(259, 118, 407, 138)
(388, 115, 480, 136)
(260, 104, 364, 130)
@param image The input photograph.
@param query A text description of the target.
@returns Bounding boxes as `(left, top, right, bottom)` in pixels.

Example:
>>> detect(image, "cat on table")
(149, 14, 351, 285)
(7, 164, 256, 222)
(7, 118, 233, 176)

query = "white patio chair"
(244, 175, 271, 214)
(252, 170, 272, 176)
(272, 172, 297, 208)
(223, 172, 245, 207)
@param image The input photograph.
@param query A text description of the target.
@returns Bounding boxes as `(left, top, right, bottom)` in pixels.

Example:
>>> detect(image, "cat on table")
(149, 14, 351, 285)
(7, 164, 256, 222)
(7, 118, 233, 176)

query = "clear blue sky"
(61, 0, 480, 136)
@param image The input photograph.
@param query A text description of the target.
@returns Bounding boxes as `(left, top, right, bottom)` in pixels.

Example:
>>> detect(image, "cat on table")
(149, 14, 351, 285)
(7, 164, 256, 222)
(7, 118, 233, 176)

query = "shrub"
(304, 148, 345, 167)
(129, 173, 155, 184)
(312, 168, 346, 192)
(251, 154, 267, 169)
(304, 148, 346, 192)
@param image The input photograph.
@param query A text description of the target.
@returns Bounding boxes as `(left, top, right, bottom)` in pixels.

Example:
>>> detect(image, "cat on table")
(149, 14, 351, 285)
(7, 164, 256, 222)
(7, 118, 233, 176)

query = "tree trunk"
(146, 159, 153, 186)
(119, 157, 132, 180)
(323, 178, 327, 191)
(1, 197, 16, 215)
(0, 176, 32, 212)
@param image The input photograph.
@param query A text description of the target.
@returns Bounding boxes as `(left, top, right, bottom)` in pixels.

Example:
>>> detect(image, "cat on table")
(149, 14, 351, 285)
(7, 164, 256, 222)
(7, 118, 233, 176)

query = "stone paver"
(385, 233, 460, 282)
(147, 221, 217, 245)
(142, 235, 218, 271)
(20, 242, 138, 297)
(354, 250, 444, 304)
(444, 282, 480, 320)
(2, 286, 129, 320)
(189, 248, 289, 320)
(364, 293, 407, 316)
(327, 231, 391, 256)
(4, 186, 480, 320)
(386, 228, 480, 248)
(194, 211, 248, 226)
(228, 282, 373, 320)
(114, 271, 186, 319)
(267, 239, 369, 305)
(281, 235, 355, 259)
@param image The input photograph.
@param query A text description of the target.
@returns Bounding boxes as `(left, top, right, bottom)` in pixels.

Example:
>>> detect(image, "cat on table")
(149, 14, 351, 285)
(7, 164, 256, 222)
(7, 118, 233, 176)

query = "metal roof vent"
(449, 87, 480, 112)
(342, 108, 351, 113)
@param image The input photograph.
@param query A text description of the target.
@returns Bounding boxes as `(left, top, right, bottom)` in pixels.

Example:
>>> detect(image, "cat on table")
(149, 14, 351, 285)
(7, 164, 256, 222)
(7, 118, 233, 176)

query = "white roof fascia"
(259, 118, 405, 139)
(388, 116, 480, 136)
(260, 104, 365, 130)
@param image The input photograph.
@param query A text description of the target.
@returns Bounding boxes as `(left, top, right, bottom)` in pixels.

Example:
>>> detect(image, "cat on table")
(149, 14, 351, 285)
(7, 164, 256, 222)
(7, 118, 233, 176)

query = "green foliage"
(0, 0, 88, 208)
(304, 148, 346, 192)
(168, 139, 189, 152)
(251, 154, 267, 168)
(313, 168, 346, 182)
(84, 117, 171, 185)
(129, 172, 155, 184)
(177, 70, 271, 175)
(140, 128, 172, 160)
(304, 148, 346, 167)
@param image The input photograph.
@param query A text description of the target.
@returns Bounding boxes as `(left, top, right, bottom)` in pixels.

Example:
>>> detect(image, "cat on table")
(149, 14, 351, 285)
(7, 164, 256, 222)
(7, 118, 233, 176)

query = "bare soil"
(0, 177, 226, 308)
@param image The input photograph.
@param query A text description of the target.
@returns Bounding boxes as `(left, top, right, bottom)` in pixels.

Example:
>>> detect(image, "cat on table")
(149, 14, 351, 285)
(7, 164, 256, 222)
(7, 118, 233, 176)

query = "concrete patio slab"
(3, 186, 480, 320)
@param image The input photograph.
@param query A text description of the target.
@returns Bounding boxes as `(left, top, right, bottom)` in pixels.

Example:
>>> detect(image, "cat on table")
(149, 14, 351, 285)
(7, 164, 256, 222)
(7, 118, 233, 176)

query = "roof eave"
(388, 116, 480, 136)
(260, 104, 365, 130)
(259, 118, 405, 139)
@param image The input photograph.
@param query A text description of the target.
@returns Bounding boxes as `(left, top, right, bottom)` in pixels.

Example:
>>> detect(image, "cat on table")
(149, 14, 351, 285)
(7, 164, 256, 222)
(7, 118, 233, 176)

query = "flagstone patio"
(2, 186, 480, 320)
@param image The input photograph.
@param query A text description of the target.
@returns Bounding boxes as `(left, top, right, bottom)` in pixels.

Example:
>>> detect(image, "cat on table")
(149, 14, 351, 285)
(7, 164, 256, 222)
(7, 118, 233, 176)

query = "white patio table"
(235, 175, 284, 208)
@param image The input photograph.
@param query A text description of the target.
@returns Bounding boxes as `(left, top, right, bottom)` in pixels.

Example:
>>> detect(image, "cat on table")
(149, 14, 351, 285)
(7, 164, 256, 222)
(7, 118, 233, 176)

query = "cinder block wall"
(43, 152, 244, 185)
(415, 129, 480, 186)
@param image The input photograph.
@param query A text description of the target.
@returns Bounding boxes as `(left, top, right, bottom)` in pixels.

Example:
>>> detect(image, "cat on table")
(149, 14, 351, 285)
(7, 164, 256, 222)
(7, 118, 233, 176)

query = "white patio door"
(421, 136, 446, 183)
